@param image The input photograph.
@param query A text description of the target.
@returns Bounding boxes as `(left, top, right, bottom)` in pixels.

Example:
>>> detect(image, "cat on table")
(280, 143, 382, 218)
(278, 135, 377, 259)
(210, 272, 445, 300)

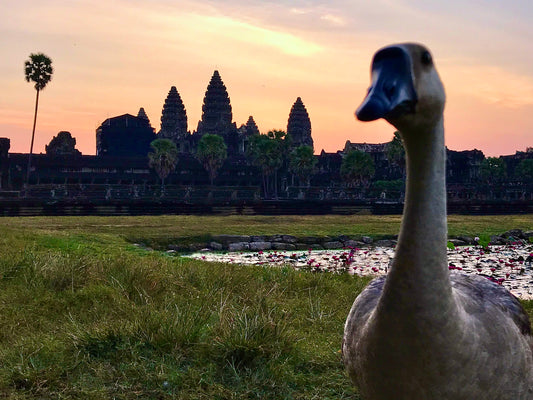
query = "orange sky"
(1, 0, 532, 157)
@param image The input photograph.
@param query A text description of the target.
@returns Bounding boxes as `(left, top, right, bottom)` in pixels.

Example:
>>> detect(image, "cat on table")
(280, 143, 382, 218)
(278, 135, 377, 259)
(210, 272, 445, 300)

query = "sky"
(1, 0, 532, 157)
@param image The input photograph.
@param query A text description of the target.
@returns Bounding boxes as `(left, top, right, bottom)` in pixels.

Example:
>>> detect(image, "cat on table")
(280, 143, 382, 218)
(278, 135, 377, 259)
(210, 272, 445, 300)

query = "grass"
(0, 214, 532, 399)
(1, 214, 532, 249)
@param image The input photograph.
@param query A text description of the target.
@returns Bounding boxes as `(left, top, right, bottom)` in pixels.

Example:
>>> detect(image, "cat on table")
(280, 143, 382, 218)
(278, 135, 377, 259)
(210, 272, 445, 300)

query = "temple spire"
(159, 86, 188, 141)
(196, 70, 238, 153)
(287, 97, 313, 150)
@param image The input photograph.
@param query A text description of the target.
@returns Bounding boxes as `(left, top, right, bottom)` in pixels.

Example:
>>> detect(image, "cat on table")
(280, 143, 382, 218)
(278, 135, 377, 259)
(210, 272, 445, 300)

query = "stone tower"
(196, 70, 238, 153)
(137, 107, 150, 124)
(237, 116, 260, 154)
(159, 86, 188, 141)
(243, 116, 260, 136)
(287, 97, 313, 150)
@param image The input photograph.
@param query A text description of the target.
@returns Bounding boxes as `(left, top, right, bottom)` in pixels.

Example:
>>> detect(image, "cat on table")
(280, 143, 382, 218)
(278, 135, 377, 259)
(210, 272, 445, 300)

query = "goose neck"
(380, 117, 452, 312)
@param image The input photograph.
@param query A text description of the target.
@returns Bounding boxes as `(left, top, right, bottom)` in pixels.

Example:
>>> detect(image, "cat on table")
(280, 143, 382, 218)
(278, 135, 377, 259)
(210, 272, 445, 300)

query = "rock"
(524, 230, 533, 239)
(189, 243, 208, 251)
(299, 236, 328, 244)
(503, 229, 525, 239)
(489, 235, 506, 245)
(323, 241, 344, 249)
(343, 240, 365, 249)
(251, 235, 267, 242)
(362, 236, 373, 244)
(269, 234, 284, 242)
(212, 234, 251, 245)
(337, 235, 352, 242)
(375, 239, 396, 247)
(282, 235, 298, 243)
(456, 236, 475, 245)
(295, 243, 312, 250)
(272, 243, 296, 251)
(209, 242, 223, 251)
(228, 242, 250, 251)
(250, 241, 272, 251)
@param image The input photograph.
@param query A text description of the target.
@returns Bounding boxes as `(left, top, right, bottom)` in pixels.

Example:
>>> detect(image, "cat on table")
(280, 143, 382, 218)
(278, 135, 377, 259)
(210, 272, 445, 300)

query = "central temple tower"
(196, 70, 238, 153)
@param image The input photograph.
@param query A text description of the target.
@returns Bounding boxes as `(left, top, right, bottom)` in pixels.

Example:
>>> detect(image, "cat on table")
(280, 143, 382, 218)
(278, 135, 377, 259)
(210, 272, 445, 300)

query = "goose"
(342, 43, 533, 399)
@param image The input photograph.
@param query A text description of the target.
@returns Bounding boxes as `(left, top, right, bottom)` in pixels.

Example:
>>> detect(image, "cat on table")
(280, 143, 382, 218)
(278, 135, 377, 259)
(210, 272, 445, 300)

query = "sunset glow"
(1, 0, 531, 156)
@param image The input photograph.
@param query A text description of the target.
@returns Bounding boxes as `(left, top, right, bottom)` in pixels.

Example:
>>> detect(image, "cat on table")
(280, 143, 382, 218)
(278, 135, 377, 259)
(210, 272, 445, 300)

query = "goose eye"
(421, 51, 432, 66)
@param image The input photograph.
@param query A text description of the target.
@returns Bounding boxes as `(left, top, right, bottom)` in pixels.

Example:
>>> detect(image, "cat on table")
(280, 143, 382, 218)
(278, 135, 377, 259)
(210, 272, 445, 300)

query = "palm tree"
(24, 53, 53, 185)
(289, 145, 317, 187)
(514, 159, 533, 183)
(148, 139, 179, 194)
(385, 131, 406, 179)
(340, 150, 375, 188)
(479, 157, 506, 183)
(247, 133, 285, 198)
(196, 134, 228, 185)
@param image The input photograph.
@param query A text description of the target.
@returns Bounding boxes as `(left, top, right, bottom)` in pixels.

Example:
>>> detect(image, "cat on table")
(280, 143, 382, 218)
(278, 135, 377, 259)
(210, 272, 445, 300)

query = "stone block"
(228, 242, 250, 251)
(343, 240, 365, 249)
(362, 236, 373, 244)
(503, 229, 525, 239)
(209, 242, 223, 251)
(272, 242, 296, 251)
(299, 236, 323, 244)
(250, 241, 272, 251)
(282, 235, 298, 243)
(456, 236, 475, 245)
(490, 235, 506, 245)
(323, 241, 343, 249)
(189, 243, 208, 251)
(269, 234, 284, 242)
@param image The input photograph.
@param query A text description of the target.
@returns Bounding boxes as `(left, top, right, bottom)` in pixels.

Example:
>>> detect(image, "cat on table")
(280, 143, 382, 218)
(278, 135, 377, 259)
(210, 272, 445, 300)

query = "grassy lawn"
(0, 214, 532, 399)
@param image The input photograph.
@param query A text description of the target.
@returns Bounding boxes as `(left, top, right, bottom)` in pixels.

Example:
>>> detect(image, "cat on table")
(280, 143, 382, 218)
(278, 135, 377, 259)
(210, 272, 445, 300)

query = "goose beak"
(356, 46, 417, 122)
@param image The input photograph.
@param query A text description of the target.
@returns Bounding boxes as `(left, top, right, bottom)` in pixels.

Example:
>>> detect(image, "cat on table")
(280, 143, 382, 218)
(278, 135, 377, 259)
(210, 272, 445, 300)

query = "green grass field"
(0, 214, 532, 399)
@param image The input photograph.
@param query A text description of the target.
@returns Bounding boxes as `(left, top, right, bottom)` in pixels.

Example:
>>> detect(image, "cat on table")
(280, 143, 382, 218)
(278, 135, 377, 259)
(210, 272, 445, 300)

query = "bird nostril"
(384, 84, 396, 100)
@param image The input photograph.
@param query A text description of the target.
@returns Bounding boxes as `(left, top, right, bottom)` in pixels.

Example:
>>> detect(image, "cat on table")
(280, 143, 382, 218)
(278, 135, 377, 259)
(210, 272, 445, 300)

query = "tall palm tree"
(148, 139, 179, 194)
(289, 145, 317, 187)
(196, 134, 227, 186)
(24, 53, 53, 185)
(340, 150, 375, 188)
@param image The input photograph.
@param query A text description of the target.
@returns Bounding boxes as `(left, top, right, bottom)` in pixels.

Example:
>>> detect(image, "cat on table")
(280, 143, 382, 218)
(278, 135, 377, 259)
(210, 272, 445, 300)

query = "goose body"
(342, 43, 533, 399)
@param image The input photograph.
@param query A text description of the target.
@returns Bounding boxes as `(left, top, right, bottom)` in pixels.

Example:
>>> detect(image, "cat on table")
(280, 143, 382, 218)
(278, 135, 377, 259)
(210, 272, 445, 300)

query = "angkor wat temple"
(0, 70, 531, 215)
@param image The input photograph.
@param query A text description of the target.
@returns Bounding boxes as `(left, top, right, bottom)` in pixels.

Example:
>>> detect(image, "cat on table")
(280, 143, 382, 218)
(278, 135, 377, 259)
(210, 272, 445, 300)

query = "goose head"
(356, 43, 445, 133)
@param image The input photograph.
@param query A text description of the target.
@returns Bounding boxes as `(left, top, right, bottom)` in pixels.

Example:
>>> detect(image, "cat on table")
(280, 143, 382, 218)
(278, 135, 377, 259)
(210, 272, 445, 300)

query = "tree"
(148, 138, 179, 193)
(289, 145, 317, 186)
(247, 131, 287, 198)
(196, 134, 228, 185)
(46, 131, 81, 156)
(385, 131, 405, 178)
(514, 159, 533, 183)
(479, 157, 506, 183)
(340, 150, 375, 187)
(24, 53, 53, 185)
